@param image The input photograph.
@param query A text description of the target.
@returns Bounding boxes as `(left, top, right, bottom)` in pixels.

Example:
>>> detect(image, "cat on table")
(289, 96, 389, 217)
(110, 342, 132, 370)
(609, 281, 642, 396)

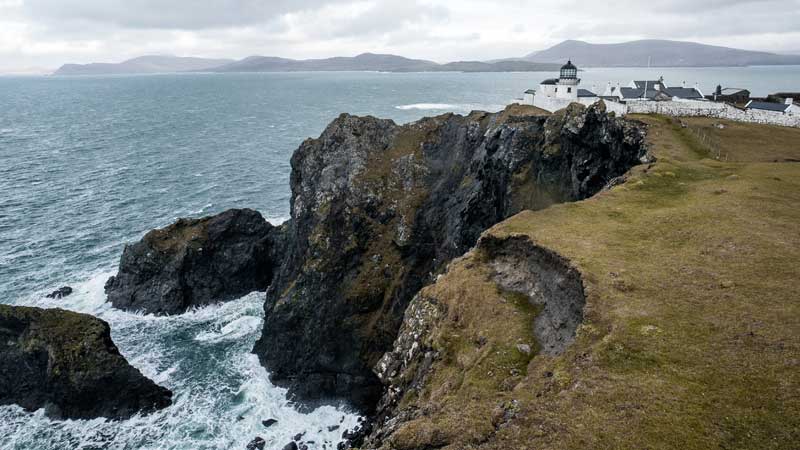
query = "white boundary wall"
(531, 96, 628, 116)
(524, 95, 800, 128)
(626, 99, 800, 128)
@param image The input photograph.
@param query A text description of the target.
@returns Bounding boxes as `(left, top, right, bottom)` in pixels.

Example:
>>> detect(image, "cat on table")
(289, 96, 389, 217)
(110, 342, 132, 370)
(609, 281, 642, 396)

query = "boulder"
(46, 286, 73, 299)
(0, 305, 172, 420)
(253, 104, 650, 412)
(105, 208, 285, 315)
(246, 437, 266, 450)
(262, 418, 278, 428)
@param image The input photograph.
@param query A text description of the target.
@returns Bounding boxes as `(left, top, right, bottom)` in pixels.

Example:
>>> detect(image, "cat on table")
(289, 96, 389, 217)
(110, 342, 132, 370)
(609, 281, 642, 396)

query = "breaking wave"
(395, 102, 506, 112)
(1, 271, 361, 450)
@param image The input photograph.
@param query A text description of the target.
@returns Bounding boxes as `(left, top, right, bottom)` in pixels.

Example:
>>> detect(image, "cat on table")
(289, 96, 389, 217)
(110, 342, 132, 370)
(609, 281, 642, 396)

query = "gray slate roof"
(746, 101, 790, 113)
(578, 89, 597, 98)
(621, 86, 703, 100)
(633, 80, 661, 89)
(620, 87, 668, 99)
(665, 87, 704, 99)
(720, 88, 749, 95)
(540, 78, 557, 85)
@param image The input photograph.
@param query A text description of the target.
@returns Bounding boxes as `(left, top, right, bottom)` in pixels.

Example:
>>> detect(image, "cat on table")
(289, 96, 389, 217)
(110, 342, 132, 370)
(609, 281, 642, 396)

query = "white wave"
(264, 215, 291, 225)
(195, 315, 263, 343)
(395, 102, 507, 113)
(395, 103, 460, 110)
(3, 271, 361, 450)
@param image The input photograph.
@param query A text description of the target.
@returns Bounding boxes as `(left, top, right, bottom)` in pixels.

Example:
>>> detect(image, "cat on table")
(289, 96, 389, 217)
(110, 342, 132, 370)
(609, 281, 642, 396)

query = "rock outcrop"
(361, 234, 587, 448)
(0, 305, 172, 420)
(106, 208, 284, 315)
(253, 103, 650, 412)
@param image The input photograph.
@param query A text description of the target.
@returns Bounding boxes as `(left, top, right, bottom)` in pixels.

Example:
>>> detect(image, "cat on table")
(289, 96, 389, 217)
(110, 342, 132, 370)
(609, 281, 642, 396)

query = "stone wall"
(531, 96, 628, 117)
(524, 96, 800, 128)
(626, 99, 800, 128)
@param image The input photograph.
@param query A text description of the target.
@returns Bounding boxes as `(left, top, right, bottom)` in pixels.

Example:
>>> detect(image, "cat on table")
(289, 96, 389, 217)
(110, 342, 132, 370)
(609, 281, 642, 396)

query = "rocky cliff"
(0, 305, 172, 420)
(106, 208, 284, 315)
(363, 234, 588, 448)
(253, 103, 651, 412)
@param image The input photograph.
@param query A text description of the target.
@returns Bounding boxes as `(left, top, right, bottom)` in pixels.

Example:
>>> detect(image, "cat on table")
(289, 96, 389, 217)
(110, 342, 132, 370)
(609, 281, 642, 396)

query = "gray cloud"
(2, 0, 799, 71)
(22, 0, 348, 29)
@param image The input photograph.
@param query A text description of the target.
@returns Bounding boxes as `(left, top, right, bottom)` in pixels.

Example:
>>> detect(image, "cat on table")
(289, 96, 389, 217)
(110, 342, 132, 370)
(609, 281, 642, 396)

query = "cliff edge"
(253, 103, 650, 411)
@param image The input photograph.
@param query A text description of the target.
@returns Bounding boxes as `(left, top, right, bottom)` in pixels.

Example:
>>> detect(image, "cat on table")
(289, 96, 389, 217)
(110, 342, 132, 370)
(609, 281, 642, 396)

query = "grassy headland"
(378, 114, 800, 450)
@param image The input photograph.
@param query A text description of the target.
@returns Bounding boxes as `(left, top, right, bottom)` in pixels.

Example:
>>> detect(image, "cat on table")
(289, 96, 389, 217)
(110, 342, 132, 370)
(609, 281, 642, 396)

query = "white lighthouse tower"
(522, 60, 608, 113)
(555, 60, 579, 100)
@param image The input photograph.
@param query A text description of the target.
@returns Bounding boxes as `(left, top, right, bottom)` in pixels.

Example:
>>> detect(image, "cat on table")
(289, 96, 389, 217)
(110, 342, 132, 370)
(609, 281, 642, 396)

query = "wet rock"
(283, 442, 299, 450)
(105, 208, 286, 315)
(246, 437, 265, 450)
(327, 425, 339, 432)
(253, 103, 650, 412)
(45, 286, 73, 299)
(293, 432, 304, 441)
(261, 418, 278, 428)
(0, 305, 172, 420)
(299, 445, 308, 450)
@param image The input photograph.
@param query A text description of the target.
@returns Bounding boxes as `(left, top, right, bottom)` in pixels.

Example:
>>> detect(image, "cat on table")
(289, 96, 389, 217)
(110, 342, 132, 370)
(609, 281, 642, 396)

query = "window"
(567, 87, 572, 93)
(555, 87, 558, 92)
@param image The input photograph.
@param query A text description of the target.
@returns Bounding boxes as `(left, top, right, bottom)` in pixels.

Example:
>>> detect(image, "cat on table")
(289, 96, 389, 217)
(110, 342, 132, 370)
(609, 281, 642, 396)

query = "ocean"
(0, 67, 798, 450)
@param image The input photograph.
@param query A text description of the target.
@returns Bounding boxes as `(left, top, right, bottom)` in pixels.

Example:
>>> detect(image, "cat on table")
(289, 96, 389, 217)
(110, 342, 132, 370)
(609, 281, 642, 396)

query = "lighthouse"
(555, 60, 580, 100)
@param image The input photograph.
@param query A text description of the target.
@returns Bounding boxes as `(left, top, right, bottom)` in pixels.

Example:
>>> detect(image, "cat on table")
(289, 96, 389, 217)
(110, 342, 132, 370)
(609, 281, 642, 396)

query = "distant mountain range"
(521, 39, 800, 67)
(53, 53, 561, 75)
(52, 40, 800, 76)
(54, 56, 235, 76)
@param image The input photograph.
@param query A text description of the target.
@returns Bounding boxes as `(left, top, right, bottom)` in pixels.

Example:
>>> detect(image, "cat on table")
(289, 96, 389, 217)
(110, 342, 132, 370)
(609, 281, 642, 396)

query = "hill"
(53, 55, 234, 76)
(525, 39, 800, 67)
(206, 53, 561, 73)
(208, 53, 437, 72)
(53, 53, 562, 75)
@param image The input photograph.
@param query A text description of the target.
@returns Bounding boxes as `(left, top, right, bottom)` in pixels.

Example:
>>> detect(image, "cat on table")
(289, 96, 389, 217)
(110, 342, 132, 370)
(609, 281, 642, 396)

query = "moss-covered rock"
(106, 208, 285, 315)
(0, 305, 172, 420)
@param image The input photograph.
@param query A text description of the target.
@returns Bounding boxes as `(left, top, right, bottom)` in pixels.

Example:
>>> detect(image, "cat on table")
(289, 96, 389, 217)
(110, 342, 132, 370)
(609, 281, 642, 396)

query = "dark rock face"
(46, 286, 73, 299)
(0, 305, 172, 420)
(106, 208, 284, 315)
(253, 103, 650, 412)
(246, 437, 266, 450)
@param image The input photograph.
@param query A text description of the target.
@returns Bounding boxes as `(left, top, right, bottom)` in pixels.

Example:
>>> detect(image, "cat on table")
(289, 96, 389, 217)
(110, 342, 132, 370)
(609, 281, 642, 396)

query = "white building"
(603, 77, 705, 102)
(522, 61, 616, 113)
(745, 98, 799, 116)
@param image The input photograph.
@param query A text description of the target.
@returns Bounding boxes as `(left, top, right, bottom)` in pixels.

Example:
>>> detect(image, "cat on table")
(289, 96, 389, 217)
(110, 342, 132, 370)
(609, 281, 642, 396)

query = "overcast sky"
(2, 0, 799, 71)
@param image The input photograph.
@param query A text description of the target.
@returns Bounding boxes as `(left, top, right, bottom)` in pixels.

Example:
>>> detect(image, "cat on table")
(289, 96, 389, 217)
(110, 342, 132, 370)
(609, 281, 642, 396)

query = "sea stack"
(105, 208, 286, 315)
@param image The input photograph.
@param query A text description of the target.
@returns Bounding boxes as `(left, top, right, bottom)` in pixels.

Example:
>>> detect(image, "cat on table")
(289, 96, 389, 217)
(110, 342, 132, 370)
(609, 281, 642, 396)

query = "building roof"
(524, 89, 536, 94)
(746, 101, 790, 113)
(665, 87, 704, 99)
(540, 78, 558, 85)
(561, 60, 578, 71)
(621, 85, 703, 100)
(633, 80, 662, 90)
(578, 89, 597, 98)
(720, 88, 749, 95)
(620, 87, 670, 100)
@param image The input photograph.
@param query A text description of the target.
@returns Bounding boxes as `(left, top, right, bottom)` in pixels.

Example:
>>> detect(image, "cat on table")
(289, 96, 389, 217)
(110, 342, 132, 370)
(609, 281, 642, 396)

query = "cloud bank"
(1, 0, 799, 72)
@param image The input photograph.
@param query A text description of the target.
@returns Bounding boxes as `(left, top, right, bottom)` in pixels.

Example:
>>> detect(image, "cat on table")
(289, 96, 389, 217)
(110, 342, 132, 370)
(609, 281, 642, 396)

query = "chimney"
(683, 81, 687, 88)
